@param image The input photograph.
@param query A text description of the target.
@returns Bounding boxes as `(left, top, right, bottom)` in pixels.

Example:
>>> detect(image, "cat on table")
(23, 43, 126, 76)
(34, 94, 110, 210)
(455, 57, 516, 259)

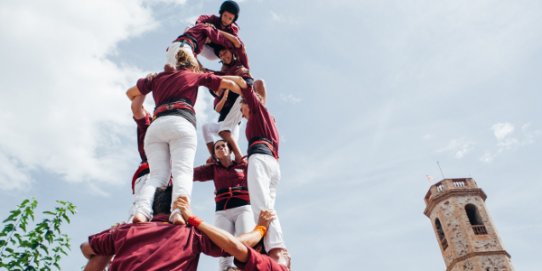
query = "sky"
(1, 0, 541, 270)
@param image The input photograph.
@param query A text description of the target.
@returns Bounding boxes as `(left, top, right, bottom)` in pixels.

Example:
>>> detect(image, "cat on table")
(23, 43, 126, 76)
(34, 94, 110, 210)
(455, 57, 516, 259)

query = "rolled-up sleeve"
(88, 229, 115, 256)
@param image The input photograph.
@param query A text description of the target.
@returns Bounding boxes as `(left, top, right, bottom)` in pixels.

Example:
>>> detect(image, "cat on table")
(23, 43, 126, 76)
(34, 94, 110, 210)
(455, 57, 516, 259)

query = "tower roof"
(423, 178, 487, 217)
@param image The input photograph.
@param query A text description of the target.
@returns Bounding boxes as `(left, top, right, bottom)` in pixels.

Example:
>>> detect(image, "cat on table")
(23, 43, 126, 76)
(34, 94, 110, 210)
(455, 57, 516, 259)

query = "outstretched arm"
(218, 29, 241, 48)
(220, 76, 247, 93)
(238, 210, 275, 248)
(218, 78, 242, 95)
(131, 95, 147, 119)
(126, 85, 143, 101)
(174, 197, 274, 263)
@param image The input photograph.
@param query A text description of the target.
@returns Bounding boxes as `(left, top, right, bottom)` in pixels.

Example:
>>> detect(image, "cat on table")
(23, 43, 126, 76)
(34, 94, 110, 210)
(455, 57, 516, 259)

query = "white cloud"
(492, 122, 515, 141)
(279, 93, 302, 104)
(0, 0, 161, 190)
(269, 10, 298, 24)
(480, 122, 541, 163)
(0, 152, 32, 190)
(438, 138, 474, 159)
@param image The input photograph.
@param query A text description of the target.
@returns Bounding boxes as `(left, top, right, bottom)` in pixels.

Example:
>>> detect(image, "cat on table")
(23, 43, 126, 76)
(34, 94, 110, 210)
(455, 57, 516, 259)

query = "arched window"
(465, 204, 488, 235)
(465, 204, 483, 225)
(435, 218, 448, 249)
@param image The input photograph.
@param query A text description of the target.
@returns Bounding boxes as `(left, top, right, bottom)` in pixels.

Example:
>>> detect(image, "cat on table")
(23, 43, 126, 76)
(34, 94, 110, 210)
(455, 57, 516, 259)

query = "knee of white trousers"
(202, 122, 219, 143)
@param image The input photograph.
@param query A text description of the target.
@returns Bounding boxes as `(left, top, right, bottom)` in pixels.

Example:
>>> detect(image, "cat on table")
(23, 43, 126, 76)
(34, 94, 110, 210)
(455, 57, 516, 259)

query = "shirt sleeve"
(235, 42, 250, 70)
(193, 164, 214, 182)
(198, 72, 223, 92)
(233, 246, 288, 271)
(88, 229, 115, 256)
(136, 77, 153, 95)
(203, 26, 234, 49)
(194, 229, 228, 257)
(196, 14, 211, 25)
(240, 85, 260, 112)
(230, 22, 240, 36)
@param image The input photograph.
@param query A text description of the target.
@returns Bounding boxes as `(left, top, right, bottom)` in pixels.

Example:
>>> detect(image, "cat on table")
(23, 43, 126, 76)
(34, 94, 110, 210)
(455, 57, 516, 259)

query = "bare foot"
(170, 210, 186, 225)
(132, 213, 148, 223)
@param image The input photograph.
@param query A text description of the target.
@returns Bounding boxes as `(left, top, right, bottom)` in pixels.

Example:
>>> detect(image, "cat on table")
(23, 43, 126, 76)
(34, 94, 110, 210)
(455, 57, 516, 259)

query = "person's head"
(239, 90, 262, 119)
(219, 0, 239, 26)
(213, 139, 232, 160)
(212, 45, 234, 65)
(152, 185, 173, 215)
(175, 48, 200, 72)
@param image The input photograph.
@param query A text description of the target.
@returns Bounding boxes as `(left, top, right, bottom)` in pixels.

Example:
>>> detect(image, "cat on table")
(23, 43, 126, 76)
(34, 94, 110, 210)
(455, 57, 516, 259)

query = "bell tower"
(424, 178, 514, 271)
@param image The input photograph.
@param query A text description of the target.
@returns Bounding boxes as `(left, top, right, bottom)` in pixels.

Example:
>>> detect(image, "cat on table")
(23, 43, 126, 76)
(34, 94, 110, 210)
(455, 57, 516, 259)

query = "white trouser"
(166, 41, 194, 66)
(202, 97, 242, 144)
(202, 122, 240, 144)
(128, 173, 150, 222)
(134, 116, 197, 220)
(200, 44, 219, 61)
(247, 154, 286, 251)
(214, 205, 255, 270)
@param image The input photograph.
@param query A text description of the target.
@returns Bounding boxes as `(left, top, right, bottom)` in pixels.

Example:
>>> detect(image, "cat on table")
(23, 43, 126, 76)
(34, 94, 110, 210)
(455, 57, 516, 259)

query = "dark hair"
(219, 1, 240, 22)
(152, 186, 172, 215)
(211, 44, 225, 58)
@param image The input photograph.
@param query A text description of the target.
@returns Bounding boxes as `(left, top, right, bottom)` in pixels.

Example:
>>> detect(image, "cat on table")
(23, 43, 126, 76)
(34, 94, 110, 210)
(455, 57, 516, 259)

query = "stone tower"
(423, 178, 514, 271)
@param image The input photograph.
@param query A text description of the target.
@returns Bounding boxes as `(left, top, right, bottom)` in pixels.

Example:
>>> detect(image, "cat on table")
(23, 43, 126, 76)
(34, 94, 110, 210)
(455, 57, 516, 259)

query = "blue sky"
(1, 0, 541, 270)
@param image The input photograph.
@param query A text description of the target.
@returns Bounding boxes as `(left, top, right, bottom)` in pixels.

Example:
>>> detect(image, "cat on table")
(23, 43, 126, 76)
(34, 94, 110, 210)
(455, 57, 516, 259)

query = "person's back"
(89, 214, 222, 271)
(82, 186, 225, 271)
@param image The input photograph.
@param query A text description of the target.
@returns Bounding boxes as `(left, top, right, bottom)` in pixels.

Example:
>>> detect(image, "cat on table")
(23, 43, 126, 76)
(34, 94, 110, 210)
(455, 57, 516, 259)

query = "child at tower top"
(196, 0, 241, 36)
(196, 0, 242, 61)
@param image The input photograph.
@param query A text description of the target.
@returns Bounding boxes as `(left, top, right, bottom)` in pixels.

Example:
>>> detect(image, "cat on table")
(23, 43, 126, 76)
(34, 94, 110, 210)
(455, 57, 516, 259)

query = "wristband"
(254, 225, 267, 238)
(188, 216, 202, 227)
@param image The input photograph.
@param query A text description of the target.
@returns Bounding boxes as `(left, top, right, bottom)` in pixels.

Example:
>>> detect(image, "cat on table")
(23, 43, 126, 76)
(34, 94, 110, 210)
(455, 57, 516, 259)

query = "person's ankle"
(132, 213, 148, 223)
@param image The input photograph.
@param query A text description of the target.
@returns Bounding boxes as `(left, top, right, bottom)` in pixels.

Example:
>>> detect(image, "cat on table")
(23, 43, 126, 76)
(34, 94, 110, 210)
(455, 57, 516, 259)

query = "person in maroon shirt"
(81, 186, 225, 271)
(126, 51, 244, 225)
(166, 19, 240, 68)
(175, 197, 291, 271)
(196, 0, 241, 60)
(201, 35, 271, 164)
(194, 139, 255, 271)
(197, 1, 240, 36)
(224, 77, 288, 263)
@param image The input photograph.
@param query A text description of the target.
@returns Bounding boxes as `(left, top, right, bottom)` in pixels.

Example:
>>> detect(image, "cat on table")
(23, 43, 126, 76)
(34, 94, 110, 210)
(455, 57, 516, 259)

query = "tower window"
(435, 218, 448, 249)
(465, 204, 488, 235)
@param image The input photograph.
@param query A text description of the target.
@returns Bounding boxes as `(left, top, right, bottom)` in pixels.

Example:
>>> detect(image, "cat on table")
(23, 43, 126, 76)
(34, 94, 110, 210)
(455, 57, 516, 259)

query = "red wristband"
(188, 216, 202, 227)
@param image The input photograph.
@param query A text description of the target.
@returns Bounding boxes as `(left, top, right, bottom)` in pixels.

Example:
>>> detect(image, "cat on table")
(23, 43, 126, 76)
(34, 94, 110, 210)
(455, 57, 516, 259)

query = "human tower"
(88, 1, 289, 270)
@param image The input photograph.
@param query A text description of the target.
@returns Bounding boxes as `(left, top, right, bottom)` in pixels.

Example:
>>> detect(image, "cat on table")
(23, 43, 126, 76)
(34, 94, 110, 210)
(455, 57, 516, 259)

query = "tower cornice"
(424, 188, 487, 217)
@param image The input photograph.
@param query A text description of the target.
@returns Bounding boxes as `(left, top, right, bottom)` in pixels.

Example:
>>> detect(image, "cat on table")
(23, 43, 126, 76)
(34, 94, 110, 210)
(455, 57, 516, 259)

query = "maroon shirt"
(194, 162, 247, 192)
(234, 246, 289, 271)
(133, 112, 151, 162)
(242, 85, 280, 157)
(196, 14, 239, 36)
(89, 214, 224, 271)
(137, 69, 222, 107)
(177, 24, 235, 55)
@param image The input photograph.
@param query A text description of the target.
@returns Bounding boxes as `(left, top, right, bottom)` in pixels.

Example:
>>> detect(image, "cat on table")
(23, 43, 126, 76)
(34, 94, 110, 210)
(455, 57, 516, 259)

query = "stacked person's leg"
(247, 154, 286, 252)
